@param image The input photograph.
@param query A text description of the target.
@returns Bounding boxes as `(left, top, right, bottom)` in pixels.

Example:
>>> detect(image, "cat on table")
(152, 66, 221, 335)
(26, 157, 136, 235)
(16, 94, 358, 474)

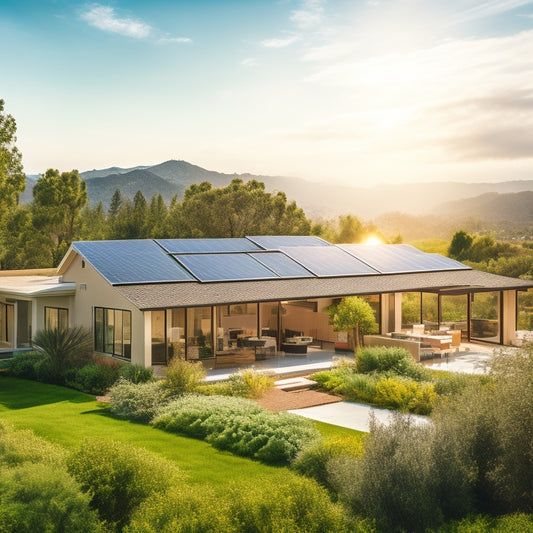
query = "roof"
(0, 276, 76, 297)
(115, 269, 533, 310)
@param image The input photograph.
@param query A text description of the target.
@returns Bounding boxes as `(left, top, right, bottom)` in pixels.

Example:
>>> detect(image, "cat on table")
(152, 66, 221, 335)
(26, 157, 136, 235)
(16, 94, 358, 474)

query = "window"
(45, 307, 68, 331)
(94, 307, 131, 359)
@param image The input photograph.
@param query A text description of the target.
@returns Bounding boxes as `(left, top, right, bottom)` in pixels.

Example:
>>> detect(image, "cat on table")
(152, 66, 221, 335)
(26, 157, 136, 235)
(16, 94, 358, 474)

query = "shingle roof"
(114, 269, 533, 310)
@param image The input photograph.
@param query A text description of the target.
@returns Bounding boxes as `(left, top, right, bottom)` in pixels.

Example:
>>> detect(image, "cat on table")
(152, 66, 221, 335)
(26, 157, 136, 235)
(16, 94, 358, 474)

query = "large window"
(517, 289, 533, 331)
(45, 307, 68, 331)
(186, 307, 212, 359)
(471, 292, 500, 343)
(94, 307, 131, 359)
(401, 292, 421, 330)
(16, 301, 32, 348)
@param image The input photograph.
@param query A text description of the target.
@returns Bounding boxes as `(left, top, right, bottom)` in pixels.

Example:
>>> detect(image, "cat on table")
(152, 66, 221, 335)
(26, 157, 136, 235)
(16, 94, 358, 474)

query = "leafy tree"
(32, 169, 88, 265)
(328, 296, 378, 352)
(167, 179, 310, 238)
(0, 99, 25, 220)
(146, 193, 168, 238)
(448, 230, 474, 260)
(79, 202, 107, 241)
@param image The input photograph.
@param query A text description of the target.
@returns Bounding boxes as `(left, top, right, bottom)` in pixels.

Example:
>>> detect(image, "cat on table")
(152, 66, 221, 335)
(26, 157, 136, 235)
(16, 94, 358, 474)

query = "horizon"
(2, 1, 533, 186)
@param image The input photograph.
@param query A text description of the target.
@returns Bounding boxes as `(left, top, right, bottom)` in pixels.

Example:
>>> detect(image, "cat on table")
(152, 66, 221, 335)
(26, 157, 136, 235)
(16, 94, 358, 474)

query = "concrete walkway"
(288, 401, 429, 432)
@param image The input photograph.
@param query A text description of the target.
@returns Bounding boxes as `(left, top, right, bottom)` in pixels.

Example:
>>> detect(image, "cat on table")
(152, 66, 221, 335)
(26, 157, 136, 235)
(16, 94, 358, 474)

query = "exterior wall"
(62, 255, 146, 366)
(33, 295, 75, 331)
(502, 290, 517, 345)
(381, 293, 402, 333)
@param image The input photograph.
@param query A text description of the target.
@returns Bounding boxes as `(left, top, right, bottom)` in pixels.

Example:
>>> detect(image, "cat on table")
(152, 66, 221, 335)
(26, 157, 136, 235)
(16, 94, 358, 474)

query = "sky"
(1, 0, 533, 187)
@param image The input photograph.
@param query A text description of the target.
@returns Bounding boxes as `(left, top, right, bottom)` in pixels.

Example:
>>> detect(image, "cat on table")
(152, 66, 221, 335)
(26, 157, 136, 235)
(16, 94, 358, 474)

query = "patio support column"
(502, 290, 517, 345)
(143, 311, 152, 367)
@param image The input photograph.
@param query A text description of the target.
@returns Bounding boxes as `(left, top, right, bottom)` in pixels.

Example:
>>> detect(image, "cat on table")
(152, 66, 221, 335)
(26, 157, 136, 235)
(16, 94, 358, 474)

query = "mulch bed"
(257, 387, 342, 412)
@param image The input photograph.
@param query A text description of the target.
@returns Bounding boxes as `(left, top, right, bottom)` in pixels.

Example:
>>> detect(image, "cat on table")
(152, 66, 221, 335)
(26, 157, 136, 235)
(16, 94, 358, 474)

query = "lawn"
(0, 377, 364, 490)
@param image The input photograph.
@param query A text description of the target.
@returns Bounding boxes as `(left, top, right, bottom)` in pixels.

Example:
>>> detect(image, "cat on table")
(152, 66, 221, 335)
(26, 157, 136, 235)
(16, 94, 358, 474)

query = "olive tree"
(328, 296, 378, 352)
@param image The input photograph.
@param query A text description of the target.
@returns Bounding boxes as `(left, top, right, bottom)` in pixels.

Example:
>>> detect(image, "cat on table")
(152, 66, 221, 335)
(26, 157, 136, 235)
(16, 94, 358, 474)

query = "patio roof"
(114, 269, 533, 310)
(0, 276, 76, 297)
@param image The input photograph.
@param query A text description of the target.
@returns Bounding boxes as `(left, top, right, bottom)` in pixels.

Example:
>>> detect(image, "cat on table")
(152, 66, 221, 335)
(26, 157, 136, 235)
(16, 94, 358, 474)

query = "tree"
(448, 230, 473, 261)
(32, 169, 88, 265)
(328, 296, 378, 352)
(146, 193, 168, 238)
(0, 99, 25, 219)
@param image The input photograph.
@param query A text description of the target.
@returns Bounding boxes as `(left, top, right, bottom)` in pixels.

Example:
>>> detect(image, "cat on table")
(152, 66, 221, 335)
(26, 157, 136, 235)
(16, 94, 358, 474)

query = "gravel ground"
(257, 387, 342, 412)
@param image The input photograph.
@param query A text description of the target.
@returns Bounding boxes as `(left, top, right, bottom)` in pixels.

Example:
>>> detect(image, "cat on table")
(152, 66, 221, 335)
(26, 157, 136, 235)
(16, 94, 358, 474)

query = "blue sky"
(1, 0, 533, 186)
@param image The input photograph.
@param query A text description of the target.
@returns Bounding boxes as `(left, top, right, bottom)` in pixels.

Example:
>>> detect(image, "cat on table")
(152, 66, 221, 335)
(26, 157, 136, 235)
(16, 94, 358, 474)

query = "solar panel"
(72, 240, 195, 284)
(340, 244, 470, 274)
(173, 253, 280, 282)
(156, 238, 261, 253)
(247, 235, 331, 250)
(279, 246, 379, 277)
(249, 252, 314, 278)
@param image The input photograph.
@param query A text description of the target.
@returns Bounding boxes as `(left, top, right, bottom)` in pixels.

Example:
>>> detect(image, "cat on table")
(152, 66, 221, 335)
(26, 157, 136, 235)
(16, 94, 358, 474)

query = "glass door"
(151, 310, 167, 364)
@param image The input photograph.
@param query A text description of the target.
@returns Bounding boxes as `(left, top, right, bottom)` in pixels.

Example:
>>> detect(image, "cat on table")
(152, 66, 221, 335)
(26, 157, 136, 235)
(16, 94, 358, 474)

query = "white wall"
(62, 255, 147, 366)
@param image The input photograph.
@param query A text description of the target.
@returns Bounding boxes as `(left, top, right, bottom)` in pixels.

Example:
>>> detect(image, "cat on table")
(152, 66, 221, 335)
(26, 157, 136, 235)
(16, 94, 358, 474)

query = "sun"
(364, 236, 383, 246)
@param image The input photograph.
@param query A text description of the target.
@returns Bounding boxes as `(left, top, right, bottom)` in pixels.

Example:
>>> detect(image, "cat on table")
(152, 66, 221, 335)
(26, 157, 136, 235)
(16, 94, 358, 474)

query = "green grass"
(0, 377, 304, 490)
(409, 238, 450, 255)
(314, 420, 366, 440)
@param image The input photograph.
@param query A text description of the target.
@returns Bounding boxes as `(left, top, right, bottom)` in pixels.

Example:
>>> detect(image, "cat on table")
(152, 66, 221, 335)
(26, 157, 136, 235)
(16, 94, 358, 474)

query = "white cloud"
(241, 57, 258, 67)
(158, 37, 192, 44)
(80, 4, 151, 38)
(453, 0, 533, 24)
(261, 36, 300, 48)
(290, 0, 324, 29)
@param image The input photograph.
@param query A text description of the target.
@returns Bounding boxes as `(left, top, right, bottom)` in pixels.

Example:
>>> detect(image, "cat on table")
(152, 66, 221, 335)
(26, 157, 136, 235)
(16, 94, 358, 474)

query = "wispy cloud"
(241, 57, 258, 67)
(290, 0, 324, 29)
(261, 35, 300, 48)
(158, 36, 192, 44)
(453, 0, 533, 24)
(81, 4, 151, 38)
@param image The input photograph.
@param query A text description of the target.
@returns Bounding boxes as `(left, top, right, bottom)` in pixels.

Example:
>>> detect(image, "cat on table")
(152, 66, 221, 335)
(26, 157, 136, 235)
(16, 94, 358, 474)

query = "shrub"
(154, 394, 321, 465)
(67, 438, 182, 531)
(293, 434, 365, 491)
(109, 379, 172, 423)
(6, 351, 45, 380)
(0, 463, 103, 533)
(32, 327, 93, 384)
(356, 345, 428, 380)
(118, 363, 154, 384)
(162, 357, 205, 395)
(67, 362, 120, 395)
(125, 484, 232, 533)
(0, 421, 65, 468)
(330, 414, 442, 533)
(227, 476, 358, 532)
(197, 369, 274, 398)
(430, 513, 533, 532)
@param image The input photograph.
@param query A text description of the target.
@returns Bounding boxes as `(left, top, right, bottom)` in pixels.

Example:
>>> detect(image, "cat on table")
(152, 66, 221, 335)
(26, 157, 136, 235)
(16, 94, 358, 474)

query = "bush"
(197, 369, 274, 398)
(227, 476, 358, 532)
(109, 379, 173, 423)
(118, 363, 154, 384)
(153, 394, 321, 465)
(162, 357, 205, 395)
(67, 362, 120, 395)
(293, 434, 365, 491)
(356, 345, 428, 380)
(374, 376, 438, 414)
(430, 513, 533, 532)
(330, 414, 442, 533)
(6, 351, 45, 380)
(125, 484, 232, 533)
(67, 438, 182, 531)
(0, 463, 103, 533)
(0, 421, 65, 468)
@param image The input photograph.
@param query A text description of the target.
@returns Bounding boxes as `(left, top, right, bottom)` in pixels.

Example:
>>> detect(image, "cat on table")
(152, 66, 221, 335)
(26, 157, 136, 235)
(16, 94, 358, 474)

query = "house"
(1, 237, 532, 366)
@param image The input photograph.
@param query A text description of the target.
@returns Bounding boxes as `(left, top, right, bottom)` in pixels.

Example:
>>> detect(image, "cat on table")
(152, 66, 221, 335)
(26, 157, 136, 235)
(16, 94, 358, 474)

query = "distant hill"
(21, 159, 533, 220)
(437, 192, 533, 222)
(85, 168, 180, 208)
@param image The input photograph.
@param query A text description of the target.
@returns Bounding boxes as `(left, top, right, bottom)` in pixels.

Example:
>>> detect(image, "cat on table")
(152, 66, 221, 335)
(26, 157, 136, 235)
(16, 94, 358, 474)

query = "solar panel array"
(279, 246, 380, 277)
(156, 238, 261, 254)
(72, 240, 195, 285)
(74, 238, 470, 285)
(340, 244, 470, 274)
(247, 235, 331, 249)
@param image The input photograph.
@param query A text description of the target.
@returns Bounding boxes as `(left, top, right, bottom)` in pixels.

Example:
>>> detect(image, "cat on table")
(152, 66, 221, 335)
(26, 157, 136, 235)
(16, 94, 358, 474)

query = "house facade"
(1, 237, 532, 366)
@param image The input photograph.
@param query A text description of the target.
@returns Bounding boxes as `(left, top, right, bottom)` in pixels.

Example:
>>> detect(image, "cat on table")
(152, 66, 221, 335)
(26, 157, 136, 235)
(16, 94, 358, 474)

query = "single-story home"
(1, 236, 532, 366)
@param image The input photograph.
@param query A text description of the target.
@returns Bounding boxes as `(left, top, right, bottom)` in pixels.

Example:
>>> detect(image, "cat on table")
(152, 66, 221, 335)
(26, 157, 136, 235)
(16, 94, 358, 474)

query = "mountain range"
(22, 159, 533, 224)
